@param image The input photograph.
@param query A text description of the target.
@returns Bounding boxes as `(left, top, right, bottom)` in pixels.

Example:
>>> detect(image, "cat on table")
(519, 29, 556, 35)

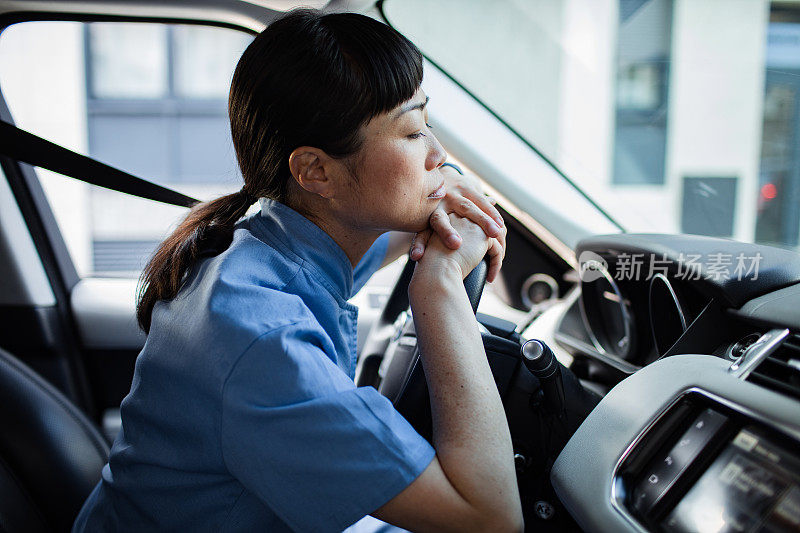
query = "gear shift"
(521, 339, 565, 416)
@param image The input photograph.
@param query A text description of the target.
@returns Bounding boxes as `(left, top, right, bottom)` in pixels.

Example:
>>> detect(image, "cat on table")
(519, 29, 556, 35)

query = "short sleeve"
(220, 321, 435, 533)
(352, 232, 390, 295)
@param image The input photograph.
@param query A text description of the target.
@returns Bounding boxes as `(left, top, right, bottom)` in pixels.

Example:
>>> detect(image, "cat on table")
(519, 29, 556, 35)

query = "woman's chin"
(381, 206, 438, 234)
(405, 215, 435, 234)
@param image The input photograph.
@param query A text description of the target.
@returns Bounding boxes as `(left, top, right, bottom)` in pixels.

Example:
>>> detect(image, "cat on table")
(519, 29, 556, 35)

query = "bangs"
(323, 13, 424, 118)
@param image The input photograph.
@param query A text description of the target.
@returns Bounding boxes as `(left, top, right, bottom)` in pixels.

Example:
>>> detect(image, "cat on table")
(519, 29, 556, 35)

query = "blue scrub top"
(73, 199, 435, 532)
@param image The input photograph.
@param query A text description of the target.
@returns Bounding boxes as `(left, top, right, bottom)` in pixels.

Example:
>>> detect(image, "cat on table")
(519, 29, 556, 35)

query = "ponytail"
(135, 189, 256, 333)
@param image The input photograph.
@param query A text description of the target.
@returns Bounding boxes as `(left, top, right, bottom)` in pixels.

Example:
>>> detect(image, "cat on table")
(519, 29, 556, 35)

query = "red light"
(761, 183, 777, 200)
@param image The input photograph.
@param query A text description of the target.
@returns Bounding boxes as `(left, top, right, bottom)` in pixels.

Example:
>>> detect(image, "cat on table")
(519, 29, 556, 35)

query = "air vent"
(747, 333, 800, 401)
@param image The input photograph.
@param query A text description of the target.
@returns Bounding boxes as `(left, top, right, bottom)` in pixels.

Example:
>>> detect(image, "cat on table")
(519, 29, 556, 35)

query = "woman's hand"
(413, 213, 494, 283)
(410, 166, 507, 282)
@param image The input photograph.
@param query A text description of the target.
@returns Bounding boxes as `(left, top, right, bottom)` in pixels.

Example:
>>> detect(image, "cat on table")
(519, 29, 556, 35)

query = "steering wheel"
(356, 256, 489, 442)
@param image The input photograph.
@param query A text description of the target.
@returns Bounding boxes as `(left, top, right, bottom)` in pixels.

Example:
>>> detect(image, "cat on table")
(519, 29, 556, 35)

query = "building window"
(612, 0, 672, 185)
(756, 18, 800, 248)
(85, 23, 251, 186)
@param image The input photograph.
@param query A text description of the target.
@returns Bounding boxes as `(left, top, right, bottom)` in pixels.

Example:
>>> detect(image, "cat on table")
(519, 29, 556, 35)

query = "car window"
(384, 0, 800, 252)
(0, 21, 253, 277)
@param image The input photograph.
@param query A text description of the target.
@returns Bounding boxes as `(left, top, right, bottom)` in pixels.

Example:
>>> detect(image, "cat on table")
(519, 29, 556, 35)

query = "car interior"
(1, 1, 799, 532)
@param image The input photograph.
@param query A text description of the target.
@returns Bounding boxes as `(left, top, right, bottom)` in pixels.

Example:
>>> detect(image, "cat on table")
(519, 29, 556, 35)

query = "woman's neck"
(286, 194, 380, 268)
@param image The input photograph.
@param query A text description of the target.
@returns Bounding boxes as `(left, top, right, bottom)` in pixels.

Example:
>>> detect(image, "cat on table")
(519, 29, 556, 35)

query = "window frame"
(0, 11, 257, 288)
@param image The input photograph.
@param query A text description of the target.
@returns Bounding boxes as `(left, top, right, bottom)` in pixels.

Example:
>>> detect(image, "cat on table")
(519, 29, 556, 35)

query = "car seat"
(0, 346, 108, 532)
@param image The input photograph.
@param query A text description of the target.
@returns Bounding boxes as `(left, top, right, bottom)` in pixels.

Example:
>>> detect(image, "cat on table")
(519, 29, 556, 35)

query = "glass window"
(88, 23, 168, 99)
(756, 20, 800, 248)
(385, 0, 565, 162)
(0, 21, 254, 277)
(384, 0, 799, 250)
(616, 63, 662, 111)
(612, 0, 671, 185)
(174, 25, 251, 99)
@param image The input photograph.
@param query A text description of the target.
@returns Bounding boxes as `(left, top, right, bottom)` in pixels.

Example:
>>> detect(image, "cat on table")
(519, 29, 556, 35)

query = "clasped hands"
(411, 165, 506, 283)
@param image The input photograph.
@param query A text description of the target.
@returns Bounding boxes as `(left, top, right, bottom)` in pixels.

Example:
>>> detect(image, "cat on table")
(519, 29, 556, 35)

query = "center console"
(615, 392, 800, 532)
(550, 352, 800, 533)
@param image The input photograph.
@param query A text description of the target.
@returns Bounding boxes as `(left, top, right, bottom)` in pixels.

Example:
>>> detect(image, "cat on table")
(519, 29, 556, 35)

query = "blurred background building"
(388, 0, 800, 248)
(1, 0, 799, 278)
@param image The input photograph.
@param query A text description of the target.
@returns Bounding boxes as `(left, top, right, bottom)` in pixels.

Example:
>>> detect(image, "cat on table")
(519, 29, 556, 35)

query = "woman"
(74, 9, 522, 532)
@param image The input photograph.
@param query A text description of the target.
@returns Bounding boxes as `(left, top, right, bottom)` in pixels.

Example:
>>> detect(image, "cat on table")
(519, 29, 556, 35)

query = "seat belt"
(0, 120, 199, 208)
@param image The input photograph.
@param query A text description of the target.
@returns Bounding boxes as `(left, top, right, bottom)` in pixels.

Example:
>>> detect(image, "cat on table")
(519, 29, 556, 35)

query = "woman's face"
(338, 88, 447, 234)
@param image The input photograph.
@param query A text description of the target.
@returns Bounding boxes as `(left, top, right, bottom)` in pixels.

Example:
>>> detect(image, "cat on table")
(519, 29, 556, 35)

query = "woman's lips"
(428, 182, 446, 199)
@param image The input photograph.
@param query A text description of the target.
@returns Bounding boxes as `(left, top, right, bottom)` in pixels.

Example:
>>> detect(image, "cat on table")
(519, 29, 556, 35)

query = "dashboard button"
(670, 408, 727, 463)
(632, 409, 727, 515)
(632, 462, 673, 514)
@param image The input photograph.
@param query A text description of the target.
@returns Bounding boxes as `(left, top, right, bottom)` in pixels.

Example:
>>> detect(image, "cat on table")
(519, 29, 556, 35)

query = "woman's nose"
(426, 131, 447, 171)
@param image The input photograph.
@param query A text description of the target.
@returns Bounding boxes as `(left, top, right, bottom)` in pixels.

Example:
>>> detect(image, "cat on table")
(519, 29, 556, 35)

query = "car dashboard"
(549, 234, 800, 532)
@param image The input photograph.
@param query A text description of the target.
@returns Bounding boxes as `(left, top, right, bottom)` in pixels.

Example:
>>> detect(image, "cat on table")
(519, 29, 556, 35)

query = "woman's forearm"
(408, 266, 521, 529)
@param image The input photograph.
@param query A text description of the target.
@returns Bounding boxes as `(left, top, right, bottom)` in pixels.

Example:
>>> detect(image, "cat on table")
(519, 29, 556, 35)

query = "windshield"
(383, 0, 800, 251)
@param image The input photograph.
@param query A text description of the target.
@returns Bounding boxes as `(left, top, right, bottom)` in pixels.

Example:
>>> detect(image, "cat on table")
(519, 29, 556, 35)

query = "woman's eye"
(408, 123, 433, 139)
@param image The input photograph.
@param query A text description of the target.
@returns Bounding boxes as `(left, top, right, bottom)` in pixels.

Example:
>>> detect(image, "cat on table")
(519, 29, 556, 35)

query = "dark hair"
(135, 9, 423, 333)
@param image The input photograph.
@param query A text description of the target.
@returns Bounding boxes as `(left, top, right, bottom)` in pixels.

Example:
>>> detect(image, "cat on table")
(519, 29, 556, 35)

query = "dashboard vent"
(747, 333, 800, 401)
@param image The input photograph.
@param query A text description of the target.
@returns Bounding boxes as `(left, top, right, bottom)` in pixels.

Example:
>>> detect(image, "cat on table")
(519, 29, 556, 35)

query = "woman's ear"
(288, 147, 335, 199)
